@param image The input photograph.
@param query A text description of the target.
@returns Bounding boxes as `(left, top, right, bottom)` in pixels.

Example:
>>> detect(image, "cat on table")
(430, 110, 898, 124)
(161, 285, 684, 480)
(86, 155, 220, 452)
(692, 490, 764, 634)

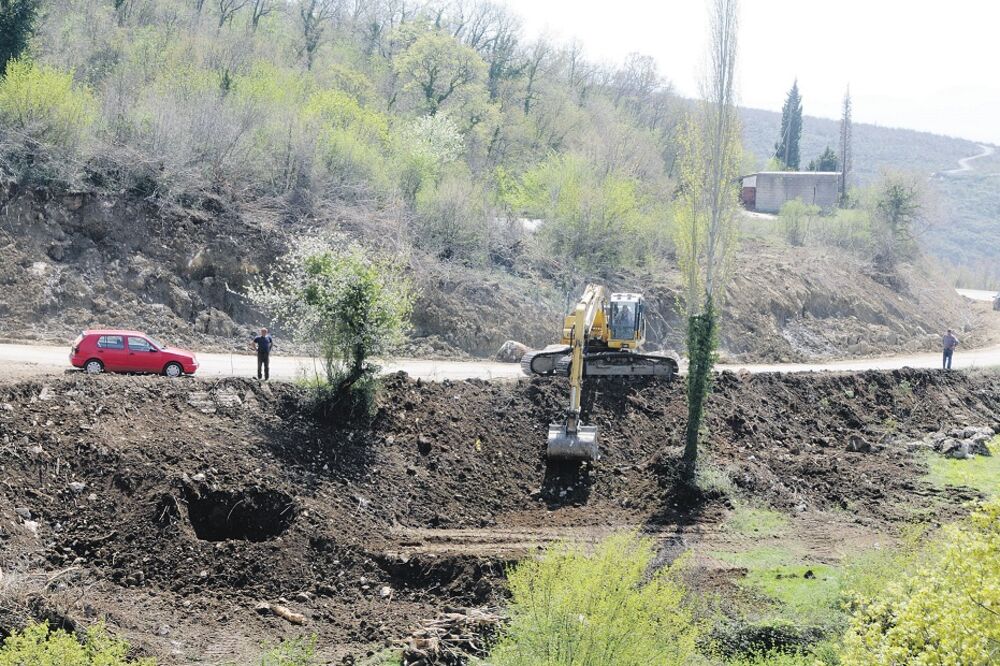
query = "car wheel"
(164, 362, 183, 378)
(84, 359, 103, 374)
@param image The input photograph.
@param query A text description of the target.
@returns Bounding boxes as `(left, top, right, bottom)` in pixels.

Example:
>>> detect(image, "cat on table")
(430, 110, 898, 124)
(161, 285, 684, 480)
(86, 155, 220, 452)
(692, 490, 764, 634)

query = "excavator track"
(524, 347, 678, 378)
(583, 350, 679, 378)
(520, 345, 571, 376)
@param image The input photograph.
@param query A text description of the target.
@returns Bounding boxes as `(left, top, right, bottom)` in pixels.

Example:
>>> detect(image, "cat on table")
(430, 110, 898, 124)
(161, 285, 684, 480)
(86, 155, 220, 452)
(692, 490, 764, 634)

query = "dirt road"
(4, 341, 1000, 381)
(941, 143, 996, 175)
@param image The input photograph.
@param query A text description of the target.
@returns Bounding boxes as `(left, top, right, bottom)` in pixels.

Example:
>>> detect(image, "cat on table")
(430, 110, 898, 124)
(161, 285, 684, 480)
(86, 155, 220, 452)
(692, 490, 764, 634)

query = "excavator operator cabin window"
(611, 302, 635, 340)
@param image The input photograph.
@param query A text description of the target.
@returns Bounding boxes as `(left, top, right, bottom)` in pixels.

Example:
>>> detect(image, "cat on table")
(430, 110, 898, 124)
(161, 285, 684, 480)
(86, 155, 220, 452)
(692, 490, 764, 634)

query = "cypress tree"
(0, 0, 39, 72)
(839, 87, 853, 205)
(774, 80, 803, 170)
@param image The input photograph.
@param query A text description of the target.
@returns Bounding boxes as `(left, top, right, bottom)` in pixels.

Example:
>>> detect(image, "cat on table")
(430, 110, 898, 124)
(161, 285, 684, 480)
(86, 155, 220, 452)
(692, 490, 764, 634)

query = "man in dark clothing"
(942, 329, 959, 370)
(252, 328, 273, 380)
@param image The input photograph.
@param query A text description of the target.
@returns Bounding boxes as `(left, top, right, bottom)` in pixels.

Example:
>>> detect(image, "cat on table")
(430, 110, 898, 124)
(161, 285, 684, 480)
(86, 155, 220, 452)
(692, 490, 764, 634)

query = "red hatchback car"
(70, 330, 199, 377)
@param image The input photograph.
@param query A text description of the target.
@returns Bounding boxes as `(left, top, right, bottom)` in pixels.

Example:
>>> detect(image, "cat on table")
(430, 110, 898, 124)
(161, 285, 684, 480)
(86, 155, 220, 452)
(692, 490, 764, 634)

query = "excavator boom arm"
(565, 284, 608, 420)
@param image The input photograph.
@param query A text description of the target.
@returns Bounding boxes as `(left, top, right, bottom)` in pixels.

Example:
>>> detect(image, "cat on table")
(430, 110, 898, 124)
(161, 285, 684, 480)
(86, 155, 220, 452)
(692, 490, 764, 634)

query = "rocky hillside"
(1, 184, 991, 361)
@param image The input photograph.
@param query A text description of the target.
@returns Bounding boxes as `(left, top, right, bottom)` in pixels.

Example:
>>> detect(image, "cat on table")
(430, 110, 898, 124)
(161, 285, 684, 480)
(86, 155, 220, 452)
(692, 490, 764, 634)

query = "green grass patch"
(743, 565, 842, 621)
(924, 436, 1000, 496)
(725, 641, 840, 665)
(713, 545, 803, 571)
(723, 505, 790, 537)
(713, 546, 844, 627)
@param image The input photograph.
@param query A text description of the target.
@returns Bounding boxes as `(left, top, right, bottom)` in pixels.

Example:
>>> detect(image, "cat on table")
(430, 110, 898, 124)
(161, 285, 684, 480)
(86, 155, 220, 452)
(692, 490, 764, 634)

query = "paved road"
(957, 288, 997, 302)
(4, 341, 1000, 382)
(0, 343, 525, 382)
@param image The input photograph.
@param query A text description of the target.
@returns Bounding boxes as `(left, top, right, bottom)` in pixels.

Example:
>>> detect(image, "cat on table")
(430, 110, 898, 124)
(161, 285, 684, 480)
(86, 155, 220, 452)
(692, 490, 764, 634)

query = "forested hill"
(742, 107, 1000, 285)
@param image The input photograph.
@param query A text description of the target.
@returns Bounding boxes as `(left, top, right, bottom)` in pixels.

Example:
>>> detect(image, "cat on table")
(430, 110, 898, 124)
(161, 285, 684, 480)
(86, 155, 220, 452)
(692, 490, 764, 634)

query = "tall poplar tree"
(839, 86, 853, 205)
(674, 0, 741, 474)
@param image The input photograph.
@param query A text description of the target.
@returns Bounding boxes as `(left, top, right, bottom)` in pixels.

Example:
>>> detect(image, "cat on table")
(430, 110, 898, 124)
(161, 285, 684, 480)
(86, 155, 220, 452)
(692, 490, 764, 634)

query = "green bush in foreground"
(840, 496, 1000, 665)
(0, 621, 154, 665)
(256, 636, 317, 666)
(490, 532, 701, 666)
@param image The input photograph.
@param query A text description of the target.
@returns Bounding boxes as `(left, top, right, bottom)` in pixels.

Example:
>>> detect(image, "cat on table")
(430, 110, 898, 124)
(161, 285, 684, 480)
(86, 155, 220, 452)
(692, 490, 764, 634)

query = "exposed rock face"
(494, 340, 529, 363)
(0, 186, 277, 349)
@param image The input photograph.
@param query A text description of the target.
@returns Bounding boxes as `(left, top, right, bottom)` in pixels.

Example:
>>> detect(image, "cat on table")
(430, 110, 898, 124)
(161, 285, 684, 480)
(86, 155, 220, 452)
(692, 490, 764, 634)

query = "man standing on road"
(942, 328, 959, 370)
(251, 328, 273, 381)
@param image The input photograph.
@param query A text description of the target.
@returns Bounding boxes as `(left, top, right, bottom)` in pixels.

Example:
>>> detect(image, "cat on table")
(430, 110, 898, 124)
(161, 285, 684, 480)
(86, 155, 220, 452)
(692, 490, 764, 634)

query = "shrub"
(0, 621, 154, 665)
(490, 532, 701, 666)
(414, 167, 493, 263)
(0, 57, 95, 147)
(246, 238, 414, 392)
(257, 636, 317, 666)
(394, 113, 464, 203)
(840, 496, 1000, 664)
(507, 153, 668, 271)
(777, 199, 819, 246)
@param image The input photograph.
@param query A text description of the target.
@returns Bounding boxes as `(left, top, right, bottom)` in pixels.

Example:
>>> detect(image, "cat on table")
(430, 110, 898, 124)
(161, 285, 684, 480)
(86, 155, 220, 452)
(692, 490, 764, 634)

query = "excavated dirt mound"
(1, 369, 998, 661)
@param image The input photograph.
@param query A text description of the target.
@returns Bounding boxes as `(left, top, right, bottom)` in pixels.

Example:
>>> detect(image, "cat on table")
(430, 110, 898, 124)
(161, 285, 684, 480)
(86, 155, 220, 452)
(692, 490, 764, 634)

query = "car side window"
(97, 335, 124, 350)
(128, 337, 152, 352)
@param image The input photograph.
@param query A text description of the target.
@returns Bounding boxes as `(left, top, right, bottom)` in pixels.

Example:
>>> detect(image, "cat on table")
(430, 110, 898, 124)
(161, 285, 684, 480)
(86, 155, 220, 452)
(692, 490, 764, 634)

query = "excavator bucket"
(546, 423, 599, 461)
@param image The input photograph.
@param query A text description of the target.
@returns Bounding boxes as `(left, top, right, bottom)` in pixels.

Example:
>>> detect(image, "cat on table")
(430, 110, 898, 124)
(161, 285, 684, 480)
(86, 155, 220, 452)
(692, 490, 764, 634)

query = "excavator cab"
(608, 293, 645, 347)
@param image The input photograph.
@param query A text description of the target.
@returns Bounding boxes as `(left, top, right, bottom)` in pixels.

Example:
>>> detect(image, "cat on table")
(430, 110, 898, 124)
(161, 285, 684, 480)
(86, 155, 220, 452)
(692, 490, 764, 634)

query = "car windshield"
(145, 336, 164, 350)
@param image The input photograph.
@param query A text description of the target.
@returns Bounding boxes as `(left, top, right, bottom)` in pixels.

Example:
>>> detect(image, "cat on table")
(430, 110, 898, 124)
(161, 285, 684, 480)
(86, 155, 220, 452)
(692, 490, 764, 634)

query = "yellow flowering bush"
(841, 497, 1000, 665)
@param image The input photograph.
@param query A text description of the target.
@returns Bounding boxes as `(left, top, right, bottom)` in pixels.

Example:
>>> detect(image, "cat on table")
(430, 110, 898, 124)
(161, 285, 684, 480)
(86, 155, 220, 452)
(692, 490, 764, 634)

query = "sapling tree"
(247, 238, 413, 393)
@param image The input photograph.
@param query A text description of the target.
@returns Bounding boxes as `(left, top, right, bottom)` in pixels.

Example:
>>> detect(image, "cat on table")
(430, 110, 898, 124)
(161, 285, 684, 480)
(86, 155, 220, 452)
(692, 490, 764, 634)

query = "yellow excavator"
(521, 284, 679, 462)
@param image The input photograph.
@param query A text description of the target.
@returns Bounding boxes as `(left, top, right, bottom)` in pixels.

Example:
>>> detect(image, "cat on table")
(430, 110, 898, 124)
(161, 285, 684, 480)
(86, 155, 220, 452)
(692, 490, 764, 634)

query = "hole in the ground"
(186, 488, 296, 542)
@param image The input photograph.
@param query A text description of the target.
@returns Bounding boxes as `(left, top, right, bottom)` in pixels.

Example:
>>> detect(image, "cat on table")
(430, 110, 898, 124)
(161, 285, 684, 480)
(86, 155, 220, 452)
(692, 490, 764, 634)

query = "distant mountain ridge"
(740, 106, 1000, 285)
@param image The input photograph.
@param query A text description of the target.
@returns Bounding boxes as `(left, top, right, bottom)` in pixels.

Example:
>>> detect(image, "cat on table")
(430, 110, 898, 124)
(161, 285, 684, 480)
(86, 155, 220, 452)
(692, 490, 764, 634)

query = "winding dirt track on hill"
(941, 143, 995, 175)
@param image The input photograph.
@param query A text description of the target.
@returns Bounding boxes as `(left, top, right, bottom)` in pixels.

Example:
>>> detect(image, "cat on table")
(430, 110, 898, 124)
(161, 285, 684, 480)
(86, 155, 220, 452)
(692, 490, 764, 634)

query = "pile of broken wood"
(402, 606, 504, 665)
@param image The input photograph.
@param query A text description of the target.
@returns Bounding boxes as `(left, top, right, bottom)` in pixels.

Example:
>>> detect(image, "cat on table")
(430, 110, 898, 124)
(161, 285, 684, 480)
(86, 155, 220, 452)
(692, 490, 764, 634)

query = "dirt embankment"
(1, 185, 991, 362)
(1, 369, 998, 661)
(0, 186, 281, 350)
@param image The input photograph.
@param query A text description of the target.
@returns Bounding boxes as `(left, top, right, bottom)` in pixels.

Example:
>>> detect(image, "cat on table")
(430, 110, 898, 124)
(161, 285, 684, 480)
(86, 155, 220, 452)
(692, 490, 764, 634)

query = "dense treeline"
(0, 0, 684, 273)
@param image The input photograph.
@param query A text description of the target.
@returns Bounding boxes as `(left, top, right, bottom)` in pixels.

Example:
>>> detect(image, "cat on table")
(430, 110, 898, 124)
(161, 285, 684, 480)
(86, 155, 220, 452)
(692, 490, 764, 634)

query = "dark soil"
(0, 368, 997, 661)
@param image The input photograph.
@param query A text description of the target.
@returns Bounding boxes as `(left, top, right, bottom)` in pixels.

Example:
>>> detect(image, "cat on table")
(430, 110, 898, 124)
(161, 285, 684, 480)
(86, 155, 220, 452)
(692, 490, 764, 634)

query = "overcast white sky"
(500, 0, 1000, 145)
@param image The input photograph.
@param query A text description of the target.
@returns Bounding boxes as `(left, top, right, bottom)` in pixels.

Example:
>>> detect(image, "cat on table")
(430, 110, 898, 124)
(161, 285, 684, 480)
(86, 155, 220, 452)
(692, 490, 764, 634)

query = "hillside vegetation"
(4, 0, 678, 272)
